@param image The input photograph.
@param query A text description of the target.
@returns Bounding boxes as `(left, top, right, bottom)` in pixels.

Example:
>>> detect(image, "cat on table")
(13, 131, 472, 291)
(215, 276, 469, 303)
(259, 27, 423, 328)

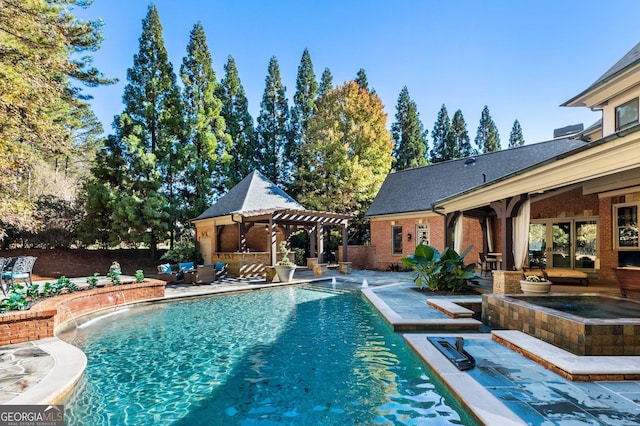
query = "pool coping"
(493, 329, 640, 381)
(361, 285, 483, 331)
(5, 337, 86, 405)
(405, 333, 526, 426)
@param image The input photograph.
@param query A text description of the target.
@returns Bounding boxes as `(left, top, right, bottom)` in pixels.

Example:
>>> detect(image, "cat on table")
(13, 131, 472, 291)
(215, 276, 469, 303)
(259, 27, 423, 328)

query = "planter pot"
(274, 264, 296, 282)
(520, 280, 551, 295)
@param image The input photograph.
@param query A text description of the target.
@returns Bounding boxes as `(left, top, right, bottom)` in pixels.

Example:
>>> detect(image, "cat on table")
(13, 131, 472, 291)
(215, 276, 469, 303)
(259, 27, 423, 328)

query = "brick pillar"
(492, 270, 523, 294)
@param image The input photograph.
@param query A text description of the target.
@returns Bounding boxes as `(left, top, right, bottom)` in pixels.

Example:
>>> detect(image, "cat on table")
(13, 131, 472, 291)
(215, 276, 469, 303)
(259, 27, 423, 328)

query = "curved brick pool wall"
(0, 280, 165, 346)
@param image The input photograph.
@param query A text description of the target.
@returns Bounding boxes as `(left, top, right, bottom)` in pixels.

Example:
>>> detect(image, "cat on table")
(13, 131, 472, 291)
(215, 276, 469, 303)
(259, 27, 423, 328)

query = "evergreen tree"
(255, 56, 291, 185)
(318, 67, 334, 97)
(217, 55, 257, 187)
(475, 105, 501, 153)
(290, 49, 318, 182)
(391, 86, 428, 170)
(508, 119, 525, 148)
(180, 22, 231, 221)
(430, 104, 454, 163)
(292, 81, 393, 242)
(96, 4, 182, 256)
(451, 109, 474, 158)
(0, 0, 113, 234)
(355, 68, 374, 93)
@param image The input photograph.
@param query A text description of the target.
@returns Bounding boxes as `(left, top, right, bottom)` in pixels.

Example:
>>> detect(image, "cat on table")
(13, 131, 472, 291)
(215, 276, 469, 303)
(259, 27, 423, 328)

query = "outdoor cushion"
(215, 262, 226, 271)
(158, 263, 171, 274)
(2, 272, 28, 279)
(179, 262, 194, 272)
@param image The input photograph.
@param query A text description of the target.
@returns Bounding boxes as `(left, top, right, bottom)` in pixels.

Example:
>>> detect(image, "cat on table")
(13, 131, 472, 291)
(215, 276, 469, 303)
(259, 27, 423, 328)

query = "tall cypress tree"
(290, 49, 318, 179)
(430, 104, 454, 163)
(391, 86, 428, 170)
(475, 105, 501, 153)
(508, 119, 525, 148)
(108, 4, 183, 256)
(180, 22, 230, 221)
(355, 68, 374, 93)
(451, 109, 473, 158)
(318, 67, 334, 98)
(217, 55, 257, 187)
(256, 56, 291, 185)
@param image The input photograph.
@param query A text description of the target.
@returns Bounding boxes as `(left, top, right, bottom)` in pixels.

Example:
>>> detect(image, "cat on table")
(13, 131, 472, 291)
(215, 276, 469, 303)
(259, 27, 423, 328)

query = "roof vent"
(464, 157, 476, 167)
(553, 123, 584, 139)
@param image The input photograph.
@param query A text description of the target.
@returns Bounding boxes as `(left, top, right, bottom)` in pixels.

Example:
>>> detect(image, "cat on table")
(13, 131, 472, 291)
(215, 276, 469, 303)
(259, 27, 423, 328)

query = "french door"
(528, 219, 597, 270)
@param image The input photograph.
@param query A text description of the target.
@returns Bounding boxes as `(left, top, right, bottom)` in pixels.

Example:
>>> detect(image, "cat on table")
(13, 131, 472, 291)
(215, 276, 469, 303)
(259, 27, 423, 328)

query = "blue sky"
(76, 0, 640, 147)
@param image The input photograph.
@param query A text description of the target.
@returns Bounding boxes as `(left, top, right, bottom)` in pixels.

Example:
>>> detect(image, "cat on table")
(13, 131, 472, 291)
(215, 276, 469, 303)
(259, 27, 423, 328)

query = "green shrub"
(135, 269, 144, 283)
(26, 283, 40, 300)
(0, 284, 29, 312)
(401, 244, 478, 292)
(86, 273, 99, 289)
(161, 238, 201, 264)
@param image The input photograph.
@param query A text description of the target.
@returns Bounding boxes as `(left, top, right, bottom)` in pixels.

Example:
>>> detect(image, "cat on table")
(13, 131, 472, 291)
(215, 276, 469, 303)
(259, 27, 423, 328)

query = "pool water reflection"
(61, 285, 476, 425)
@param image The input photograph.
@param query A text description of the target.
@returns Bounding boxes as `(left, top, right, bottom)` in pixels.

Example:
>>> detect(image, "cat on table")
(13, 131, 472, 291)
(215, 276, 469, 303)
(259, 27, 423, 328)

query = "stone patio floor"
(2, 269, 640, 425)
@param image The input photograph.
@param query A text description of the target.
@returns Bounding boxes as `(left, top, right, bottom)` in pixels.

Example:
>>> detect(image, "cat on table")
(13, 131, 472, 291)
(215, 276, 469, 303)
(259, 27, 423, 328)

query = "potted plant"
(520, 274, 552, 294)
(274, 241, 296, 282)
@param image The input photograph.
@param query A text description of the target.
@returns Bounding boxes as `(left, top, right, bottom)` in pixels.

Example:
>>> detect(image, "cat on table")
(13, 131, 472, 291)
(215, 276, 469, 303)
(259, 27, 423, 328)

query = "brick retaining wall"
(0, 279, 165, 346)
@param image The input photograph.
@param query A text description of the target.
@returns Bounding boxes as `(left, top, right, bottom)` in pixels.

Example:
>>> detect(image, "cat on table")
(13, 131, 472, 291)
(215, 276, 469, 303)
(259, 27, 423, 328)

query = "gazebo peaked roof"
(193, 170, 304, 221)
(192, 170, 352, 265)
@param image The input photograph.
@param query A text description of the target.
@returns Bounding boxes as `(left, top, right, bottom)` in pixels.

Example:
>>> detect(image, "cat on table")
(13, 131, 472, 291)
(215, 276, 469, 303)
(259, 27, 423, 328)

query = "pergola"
(232, 208, 352, 266)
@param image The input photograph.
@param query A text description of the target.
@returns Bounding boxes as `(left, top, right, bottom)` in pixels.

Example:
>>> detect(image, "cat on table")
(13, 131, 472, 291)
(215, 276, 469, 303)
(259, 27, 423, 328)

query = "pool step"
(427, 298, 479, 318)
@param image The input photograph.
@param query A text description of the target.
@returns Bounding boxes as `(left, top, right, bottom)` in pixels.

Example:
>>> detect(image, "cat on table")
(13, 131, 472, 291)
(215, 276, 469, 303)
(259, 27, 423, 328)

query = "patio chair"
(0, 257, 8, 295)
(2, 256, 37, 290)
(478, 253, 494, 277)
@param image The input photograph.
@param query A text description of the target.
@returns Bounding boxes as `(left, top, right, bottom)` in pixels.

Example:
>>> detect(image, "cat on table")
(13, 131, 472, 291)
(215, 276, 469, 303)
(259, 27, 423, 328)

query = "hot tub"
(483, 293, 640, 356)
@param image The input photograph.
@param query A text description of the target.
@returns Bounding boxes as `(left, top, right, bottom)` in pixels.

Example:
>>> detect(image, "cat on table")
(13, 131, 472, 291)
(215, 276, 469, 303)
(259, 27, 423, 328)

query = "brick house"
(367, 41, 640, 284)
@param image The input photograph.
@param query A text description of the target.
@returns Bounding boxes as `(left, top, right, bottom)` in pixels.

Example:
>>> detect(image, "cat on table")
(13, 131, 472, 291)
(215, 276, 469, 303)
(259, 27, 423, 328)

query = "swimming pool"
(60, 285, 477, 425)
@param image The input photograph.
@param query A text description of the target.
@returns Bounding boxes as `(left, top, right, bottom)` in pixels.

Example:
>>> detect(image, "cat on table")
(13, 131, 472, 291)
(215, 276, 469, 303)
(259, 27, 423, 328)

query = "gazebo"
(191, 170, 352, 277)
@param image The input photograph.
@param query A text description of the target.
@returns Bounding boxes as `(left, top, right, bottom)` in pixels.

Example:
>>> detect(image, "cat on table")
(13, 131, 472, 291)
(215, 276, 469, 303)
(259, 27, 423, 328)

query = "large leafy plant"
(401, 244, 478, 292)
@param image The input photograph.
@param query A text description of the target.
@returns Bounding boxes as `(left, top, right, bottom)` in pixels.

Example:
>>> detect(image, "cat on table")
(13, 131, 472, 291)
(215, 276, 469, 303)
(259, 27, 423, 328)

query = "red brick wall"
(337, 245, 376, 269)
(370, 215, 481, 270)
(531, 188, 599, 219)
(0, 279, 165, 346)
(0, 310, 56, 346)
(599, 197, 616, 282)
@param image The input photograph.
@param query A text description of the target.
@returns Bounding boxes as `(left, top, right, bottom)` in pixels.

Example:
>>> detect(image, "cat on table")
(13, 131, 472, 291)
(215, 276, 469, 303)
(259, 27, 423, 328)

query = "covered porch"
(435, 127, 640, 293)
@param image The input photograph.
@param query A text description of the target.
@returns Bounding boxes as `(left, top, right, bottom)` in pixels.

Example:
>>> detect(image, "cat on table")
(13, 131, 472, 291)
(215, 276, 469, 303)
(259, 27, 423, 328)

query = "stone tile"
(528, 400, 593, 423)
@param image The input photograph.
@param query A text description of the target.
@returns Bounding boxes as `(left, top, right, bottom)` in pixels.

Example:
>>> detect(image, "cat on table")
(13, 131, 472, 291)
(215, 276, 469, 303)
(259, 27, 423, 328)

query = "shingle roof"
(562, 42, 640, 107)
(589, 41, 640, 89)
(365, 138, 587, 217)
(193, 170, 304, 220)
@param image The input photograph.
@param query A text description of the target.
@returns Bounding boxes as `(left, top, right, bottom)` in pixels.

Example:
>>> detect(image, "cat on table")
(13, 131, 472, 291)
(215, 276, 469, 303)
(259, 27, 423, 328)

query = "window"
(392, 225, 403, 254)
(416, 224, 430, 247)
(616, 98, 639, 131)
(528, 218, 598, 270)
(614, 202, 639, 250)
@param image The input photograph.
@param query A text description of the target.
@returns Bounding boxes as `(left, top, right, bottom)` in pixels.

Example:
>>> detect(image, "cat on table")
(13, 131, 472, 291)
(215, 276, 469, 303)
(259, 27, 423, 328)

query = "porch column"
(239, 222, 249, 252)
(479, 217, 489, 255)
(490, 194, 527, 271)
(308, 226, 317, 258)
(270, 217, 277, 266)
(341, 221, 348, 261)
(316, 223, 324, 263)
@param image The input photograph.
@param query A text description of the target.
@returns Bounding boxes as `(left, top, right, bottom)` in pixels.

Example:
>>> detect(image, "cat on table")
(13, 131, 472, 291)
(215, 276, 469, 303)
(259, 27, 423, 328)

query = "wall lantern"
(407, 233, 412, 241)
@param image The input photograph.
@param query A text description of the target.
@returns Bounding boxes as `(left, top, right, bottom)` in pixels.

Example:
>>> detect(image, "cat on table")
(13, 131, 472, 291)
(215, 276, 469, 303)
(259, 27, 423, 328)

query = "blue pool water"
(61, 285, 477, 425)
